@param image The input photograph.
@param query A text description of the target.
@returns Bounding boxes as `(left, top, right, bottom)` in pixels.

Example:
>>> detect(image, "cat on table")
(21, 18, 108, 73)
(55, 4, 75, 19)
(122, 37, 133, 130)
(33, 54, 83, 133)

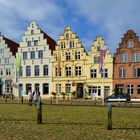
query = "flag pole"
(56, 45, 60, 104)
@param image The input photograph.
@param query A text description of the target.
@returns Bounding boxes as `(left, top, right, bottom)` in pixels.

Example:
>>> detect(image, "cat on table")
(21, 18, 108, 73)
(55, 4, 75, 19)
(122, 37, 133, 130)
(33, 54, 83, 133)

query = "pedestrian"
(34, 91, 38, 106)
(28, 90, 33, 106)
(32, 91, 35, 96)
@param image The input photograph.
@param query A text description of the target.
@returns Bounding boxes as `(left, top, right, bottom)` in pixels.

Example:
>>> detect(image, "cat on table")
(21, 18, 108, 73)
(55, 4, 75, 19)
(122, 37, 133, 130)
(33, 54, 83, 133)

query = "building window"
(19, 66, 23, 76)
(56, 84, 61, 93)
(43, 83, 49, 95)
(70, 41, 74, 48)
(5, 58, 9, 64)
(23, 52, 27, 60)
(55, 67, 61, 77)
(66, 52, 71, 60)
(97, 46, 100, 51)
(127, 85, 134, 95)
(133, 68, 140, 77)
(75, 51, 80, 60)
(38, 50, 43, 58)
(88, 86, 101, 96)
(132, 53, 139, 62)
(66, 33, 69, 39)
(31, 30, 34, 34)
(75, 66, 81, 76)
(121, 54, 128, 62)
(66, 83, 71, 93)
(101, 69, 108, 78)
(26, 84, 32, 94)
(34, 40, 38, 46)
(6, 68, 11, 75)
(27, 41, 31, 47)
(35, 84, 40, 92)
(34, 65, 39, 76)
(119, 68, 126, 78)
(90, 69, 97, 78)
(94, 56, 99, 63)
(44, 65, 48, 76)
(65, 67, 71, 76)
(26, 66, 31, 76)
(60, 42, 65, 49)
(137, 85, 140, 94)
(31, 51, 35, 59)
(5, 81, 12, 93)
(127, 41, 133, 48)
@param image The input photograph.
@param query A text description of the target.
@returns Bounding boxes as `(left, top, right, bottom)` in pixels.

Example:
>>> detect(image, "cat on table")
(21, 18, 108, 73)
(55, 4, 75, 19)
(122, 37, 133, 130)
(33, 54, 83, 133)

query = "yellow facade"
(52, 27, 113, 99)
(52, 26, 87, 98)
(86, 36, 113, 99)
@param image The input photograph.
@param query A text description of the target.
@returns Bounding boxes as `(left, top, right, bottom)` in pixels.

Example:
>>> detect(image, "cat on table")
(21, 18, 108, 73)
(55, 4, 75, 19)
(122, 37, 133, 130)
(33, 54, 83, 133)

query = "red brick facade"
(113, 30, 140, 98)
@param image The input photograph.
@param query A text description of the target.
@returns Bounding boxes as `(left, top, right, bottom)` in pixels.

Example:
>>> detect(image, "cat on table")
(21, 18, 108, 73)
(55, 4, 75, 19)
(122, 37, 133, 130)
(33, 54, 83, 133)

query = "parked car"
(104, 93, 131, 102)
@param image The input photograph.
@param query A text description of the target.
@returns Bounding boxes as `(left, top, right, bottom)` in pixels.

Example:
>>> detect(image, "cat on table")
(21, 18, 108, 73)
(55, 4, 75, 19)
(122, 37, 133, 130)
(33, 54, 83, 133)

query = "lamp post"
(16, 54, 21, 103)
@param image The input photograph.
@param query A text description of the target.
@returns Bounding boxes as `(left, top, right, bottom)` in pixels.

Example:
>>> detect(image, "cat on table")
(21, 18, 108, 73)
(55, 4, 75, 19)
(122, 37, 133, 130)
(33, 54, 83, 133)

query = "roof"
(41, 30, 56, 53)
(3, 36, 19, 56)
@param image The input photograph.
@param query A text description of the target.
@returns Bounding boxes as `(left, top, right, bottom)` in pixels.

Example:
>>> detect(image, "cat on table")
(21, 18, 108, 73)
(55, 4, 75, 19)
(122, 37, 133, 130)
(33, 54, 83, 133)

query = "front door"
(76, 83, 83, 98)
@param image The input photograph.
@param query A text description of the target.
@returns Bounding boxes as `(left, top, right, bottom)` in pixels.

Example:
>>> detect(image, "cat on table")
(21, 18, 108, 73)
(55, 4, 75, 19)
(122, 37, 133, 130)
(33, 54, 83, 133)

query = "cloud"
(0, 0, 65, 42)
(66, 0, 140, 55)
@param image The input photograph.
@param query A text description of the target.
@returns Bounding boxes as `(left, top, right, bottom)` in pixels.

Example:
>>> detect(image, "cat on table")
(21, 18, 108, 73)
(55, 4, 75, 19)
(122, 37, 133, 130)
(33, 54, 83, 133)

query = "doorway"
(76, 83, 83, 98)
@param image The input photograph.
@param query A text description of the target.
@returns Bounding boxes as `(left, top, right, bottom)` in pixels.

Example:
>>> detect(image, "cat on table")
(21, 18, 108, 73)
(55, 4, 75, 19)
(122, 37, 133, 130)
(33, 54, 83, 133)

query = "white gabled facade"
(0, 35, 19, 96)
(17, 21, 56, 98)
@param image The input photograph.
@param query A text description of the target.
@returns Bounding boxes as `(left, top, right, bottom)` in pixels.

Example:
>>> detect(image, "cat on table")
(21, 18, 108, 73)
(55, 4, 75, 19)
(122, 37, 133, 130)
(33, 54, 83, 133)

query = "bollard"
(107, 103, 112, 130)
(37, 97, 42, 124)
(5, 95, 7, 102)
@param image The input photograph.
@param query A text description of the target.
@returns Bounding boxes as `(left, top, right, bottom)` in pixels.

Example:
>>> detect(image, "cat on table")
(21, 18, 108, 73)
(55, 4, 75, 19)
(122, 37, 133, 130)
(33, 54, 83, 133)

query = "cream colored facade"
(52, 27, 87, 98)
(86, 36, 113, 99)
(0, 35, 18, 96)
(18, 21, 56, 97)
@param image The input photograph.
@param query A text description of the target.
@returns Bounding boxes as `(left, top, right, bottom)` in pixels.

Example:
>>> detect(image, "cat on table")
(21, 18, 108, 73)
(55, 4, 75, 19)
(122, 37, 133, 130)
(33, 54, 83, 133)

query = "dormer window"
(127, 41, 133, 48)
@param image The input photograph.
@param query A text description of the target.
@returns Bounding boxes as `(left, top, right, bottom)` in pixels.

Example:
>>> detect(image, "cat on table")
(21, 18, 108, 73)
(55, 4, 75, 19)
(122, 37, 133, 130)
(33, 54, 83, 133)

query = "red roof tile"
(3, 36, 19, 56)
(41, 30, 56, 54)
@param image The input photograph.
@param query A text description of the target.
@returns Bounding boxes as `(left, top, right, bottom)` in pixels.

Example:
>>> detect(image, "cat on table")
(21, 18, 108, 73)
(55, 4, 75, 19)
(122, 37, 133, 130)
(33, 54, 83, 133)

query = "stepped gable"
(3, 36, 19, 56)
(41, 30, 56, 54)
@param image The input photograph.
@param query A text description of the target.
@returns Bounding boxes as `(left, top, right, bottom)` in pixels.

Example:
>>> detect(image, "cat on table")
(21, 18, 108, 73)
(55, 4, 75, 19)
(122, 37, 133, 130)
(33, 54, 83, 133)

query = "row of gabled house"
(0, 21, 140, 99)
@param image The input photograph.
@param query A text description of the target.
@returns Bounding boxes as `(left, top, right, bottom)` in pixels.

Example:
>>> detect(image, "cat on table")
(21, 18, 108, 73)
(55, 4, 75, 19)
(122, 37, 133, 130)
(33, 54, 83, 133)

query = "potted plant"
(71, 91, 76, 99)
(83, 88, 88, 99)
(61, 92, 66, 100)
(51, 92, 57, 99)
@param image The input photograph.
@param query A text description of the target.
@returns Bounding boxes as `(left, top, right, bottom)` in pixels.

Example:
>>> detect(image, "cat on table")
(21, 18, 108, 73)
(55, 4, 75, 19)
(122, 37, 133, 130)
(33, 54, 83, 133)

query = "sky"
(0, 0, 140, 56)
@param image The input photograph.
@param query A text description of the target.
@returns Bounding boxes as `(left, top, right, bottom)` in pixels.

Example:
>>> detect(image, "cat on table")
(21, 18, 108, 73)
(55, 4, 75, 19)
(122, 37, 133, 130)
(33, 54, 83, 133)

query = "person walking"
(28, 90, 33, 106)
(34, 91, 39, 106)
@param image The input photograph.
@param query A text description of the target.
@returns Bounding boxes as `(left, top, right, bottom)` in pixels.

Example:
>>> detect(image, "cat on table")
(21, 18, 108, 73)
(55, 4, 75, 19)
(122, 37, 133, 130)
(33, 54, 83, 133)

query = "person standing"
(28, 90, 33, 106)
(34, 91, 39, 106)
